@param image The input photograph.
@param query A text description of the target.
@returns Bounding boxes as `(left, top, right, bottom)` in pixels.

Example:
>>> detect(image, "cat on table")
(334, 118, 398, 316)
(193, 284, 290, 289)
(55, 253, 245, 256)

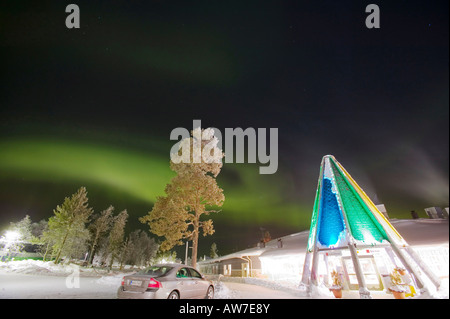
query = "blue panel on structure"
(318, 178, 345, 247)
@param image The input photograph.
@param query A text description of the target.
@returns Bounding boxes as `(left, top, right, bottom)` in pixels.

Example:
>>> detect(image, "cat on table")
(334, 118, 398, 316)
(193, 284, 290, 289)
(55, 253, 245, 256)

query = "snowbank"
(210, 275, 308, 298)
(0, 259, 107, 277)
(96, 273, 128, 287)
(1, 259, 76, 276)
(213, 281, 238, 299)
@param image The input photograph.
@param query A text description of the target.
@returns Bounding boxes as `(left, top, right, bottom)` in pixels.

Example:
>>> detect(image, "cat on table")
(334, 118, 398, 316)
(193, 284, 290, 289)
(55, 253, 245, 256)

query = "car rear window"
(137, 266, 173, 276)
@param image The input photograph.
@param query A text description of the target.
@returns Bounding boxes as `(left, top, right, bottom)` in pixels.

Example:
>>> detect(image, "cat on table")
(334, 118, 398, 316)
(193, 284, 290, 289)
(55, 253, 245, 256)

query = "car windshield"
(137, 266, 173, 277)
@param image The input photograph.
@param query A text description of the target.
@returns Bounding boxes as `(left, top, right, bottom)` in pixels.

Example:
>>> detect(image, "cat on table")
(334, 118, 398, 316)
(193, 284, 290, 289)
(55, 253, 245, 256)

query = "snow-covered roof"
(199, 218, 449, 264)
(388, 218, 449, 246)
(199, 247, 267, 264)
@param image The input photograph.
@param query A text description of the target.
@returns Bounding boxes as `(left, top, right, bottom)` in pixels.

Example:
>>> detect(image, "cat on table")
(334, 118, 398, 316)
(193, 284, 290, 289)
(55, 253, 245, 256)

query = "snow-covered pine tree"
(44, 187, 93, 264)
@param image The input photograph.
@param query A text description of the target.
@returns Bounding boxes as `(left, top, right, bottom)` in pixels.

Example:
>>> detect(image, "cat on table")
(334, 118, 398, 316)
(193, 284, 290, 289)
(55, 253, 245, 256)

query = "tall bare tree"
(140, 128, 225, 268)
(88, 205, 114, 265)
(108, 209, 128, 270)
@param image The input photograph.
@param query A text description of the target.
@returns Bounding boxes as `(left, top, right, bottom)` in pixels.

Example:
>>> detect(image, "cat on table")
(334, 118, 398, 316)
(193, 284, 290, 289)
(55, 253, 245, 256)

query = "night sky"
(1, 0, 448, 256)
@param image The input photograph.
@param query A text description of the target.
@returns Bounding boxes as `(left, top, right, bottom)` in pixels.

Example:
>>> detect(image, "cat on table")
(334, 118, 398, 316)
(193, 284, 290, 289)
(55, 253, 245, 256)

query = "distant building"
(424, 207, 446, 219)
(198, 247, 265, 277)
(444, 207, 449, 219)
(198, 218, 449, 292)
(375, 204, 389, 219)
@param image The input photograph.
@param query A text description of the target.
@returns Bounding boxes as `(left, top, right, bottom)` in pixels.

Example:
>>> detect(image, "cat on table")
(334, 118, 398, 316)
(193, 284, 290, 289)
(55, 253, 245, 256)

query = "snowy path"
(214, 281, 304, 299)
(0, 270, 118, 299)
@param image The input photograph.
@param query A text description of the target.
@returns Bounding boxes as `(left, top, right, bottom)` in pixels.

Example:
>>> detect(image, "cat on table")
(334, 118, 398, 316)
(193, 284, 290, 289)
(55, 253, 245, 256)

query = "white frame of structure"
(300, 155, 441, 299)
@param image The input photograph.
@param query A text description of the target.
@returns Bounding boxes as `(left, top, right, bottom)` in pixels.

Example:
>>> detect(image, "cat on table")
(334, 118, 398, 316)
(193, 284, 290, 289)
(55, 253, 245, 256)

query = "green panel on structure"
(330, 160, 388, 244)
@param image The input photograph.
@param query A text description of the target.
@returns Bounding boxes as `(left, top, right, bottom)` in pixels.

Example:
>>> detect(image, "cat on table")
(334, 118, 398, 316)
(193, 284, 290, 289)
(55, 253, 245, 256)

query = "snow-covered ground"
(0, 260, 303, 299)
(213, 281, 305, 299)
(1, 259, 447, 299)
(0, 259, 100, 277)
(0, 260, 127, 299)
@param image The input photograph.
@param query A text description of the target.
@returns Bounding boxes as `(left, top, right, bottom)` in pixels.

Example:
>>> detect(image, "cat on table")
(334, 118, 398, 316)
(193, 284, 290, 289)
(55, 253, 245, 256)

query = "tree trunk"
(109, 255, 115, 271)
(88, 233, 99, 265)
(54, 218, 75, 264)
(43, 242, 50, 261)
(54, 230, 70, 264)
(191, 220, 199, 269)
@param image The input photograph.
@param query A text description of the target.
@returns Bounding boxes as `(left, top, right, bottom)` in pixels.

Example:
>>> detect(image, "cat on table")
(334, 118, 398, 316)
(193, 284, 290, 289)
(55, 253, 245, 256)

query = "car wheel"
(205, 286, 214, 299)
(168, 291, 179, 299)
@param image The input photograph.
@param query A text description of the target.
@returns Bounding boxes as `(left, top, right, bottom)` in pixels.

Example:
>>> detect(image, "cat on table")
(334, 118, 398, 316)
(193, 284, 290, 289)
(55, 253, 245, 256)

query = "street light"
(4, 231, 20, 244)
(1, 230, 21, 261)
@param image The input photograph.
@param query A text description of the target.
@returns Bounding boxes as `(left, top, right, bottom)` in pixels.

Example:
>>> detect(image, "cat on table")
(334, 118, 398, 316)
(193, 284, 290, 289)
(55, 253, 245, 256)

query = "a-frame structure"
(300, 155, 441, 298)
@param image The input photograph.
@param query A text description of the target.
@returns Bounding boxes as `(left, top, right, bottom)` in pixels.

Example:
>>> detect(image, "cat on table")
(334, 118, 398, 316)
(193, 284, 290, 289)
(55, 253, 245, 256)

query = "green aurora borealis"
(1, 1, 447, 255)
(0, 135, 311, 242)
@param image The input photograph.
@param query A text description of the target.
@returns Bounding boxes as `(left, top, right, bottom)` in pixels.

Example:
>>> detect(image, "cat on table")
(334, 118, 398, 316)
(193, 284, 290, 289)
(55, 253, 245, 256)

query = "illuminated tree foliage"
(3, 216, 47, 258)
(140, 128, 225, 268)
(210, 242, 219, 259)
(88, 205, 114, 265)
(119, 229, 159, 269)
(107, 209, 128, 270)
(43, 187, 93, 263)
